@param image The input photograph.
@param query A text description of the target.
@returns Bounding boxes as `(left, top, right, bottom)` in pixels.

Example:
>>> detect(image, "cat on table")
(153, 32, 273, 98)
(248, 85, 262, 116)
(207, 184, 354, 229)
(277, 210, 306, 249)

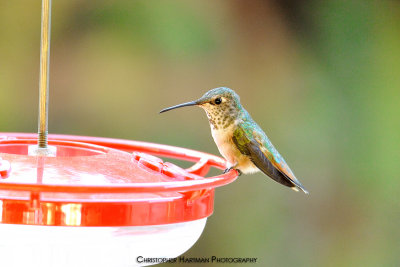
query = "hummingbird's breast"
(210, 121, 258, 174)
(211, 123, 237, 161)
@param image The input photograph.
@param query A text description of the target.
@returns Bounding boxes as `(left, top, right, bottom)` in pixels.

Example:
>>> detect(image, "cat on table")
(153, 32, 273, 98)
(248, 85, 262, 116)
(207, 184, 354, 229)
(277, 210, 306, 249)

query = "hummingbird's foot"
(223, 167, 242, 176)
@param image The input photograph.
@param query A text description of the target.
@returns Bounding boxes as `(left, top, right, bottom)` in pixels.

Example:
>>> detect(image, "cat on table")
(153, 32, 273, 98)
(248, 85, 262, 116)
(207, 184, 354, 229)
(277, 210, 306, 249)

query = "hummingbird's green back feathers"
(232, 122, 308, 194)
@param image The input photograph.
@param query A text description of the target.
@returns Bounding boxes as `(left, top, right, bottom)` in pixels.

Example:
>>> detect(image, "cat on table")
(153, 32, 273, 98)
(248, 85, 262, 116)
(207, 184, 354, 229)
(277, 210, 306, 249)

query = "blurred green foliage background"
(1, 0, 399, 266)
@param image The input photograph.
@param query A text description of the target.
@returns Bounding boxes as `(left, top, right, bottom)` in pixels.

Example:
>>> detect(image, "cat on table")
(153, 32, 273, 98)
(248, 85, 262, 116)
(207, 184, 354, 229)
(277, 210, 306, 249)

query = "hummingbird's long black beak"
(159, 100, 198, 113)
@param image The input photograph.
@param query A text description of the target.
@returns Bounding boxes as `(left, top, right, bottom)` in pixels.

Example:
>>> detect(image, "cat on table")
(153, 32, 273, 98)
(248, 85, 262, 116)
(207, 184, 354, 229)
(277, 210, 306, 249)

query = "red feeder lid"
(0, 133, 238, 227)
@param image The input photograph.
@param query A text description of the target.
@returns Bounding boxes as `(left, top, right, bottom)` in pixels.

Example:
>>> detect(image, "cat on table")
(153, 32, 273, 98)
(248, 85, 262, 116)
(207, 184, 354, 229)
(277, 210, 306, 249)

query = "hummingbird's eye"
(214, 97, 222, 105)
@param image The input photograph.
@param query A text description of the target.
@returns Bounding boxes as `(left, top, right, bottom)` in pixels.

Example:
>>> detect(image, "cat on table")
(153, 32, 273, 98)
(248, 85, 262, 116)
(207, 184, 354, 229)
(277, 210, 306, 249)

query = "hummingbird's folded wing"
(232, 126, 308, 194)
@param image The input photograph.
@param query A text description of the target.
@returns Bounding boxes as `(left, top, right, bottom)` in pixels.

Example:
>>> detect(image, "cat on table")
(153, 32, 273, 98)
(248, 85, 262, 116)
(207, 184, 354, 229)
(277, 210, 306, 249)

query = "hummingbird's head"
(160, 87, 242, 130)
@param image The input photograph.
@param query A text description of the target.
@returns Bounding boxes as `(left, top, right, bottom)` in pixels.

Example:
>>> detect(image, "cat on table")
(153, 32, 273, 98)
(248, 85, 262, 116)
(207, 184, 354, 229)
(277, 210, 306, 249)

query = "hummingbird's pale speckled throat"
(160, 87, 308, 194)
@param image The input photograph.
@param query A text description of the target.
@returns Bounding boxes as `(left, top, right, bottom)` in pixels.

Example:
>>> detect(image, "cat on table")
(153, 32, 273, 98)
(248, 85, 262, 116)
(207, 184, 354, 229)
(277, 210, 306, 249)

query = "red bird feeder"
(0, 133, 238, 266)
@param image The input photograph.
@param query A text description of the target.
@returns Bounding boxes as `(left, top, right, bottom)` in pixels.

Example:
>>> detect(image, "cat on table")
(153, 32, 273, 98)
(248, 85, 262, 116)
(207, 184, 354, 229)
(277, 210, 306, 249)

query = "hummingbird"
(160, 87, 308, 194)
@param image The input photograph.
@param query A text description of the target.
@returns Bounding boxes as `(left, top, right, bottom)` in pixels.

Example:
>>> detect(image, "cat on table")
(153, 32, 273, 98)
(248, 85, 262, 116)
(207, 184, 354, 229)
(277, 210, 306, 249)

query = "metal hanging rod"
(37, 0, 52, 148)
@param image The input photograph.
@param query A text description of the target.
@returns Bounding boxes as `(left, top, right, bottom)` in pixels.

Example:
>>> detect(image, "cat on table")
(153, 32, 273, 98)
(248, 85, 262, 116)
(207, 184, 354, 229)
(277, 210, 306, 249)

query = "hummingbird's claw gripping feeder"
(0, 1, 238, 266)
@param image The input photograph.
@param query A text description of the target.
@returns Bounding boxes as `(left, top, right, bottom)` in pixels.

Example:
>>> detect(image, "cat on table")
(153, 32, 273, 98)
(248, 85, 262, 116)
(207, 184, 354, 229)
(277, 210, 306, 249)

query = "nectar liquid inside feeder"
(0, 1, 238, 266)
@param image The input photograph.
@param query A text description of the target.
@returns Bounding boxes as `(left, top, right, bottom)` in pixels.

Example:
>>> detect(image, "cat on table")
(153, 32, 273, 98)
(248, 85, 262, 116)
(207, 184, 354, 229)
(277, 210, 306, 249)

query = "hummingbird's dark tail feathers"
(255, 155, 308, 194)
(288, 179, 309, 194)
(241, 139, 309, 194)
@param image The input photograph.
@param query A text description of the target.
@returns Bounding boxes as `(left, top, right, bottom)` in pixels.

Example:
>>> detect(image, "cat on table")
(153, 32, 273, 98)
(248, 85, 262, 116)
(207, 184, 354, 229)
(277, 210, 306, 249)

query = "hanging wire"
(37, 0, 52, 148)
